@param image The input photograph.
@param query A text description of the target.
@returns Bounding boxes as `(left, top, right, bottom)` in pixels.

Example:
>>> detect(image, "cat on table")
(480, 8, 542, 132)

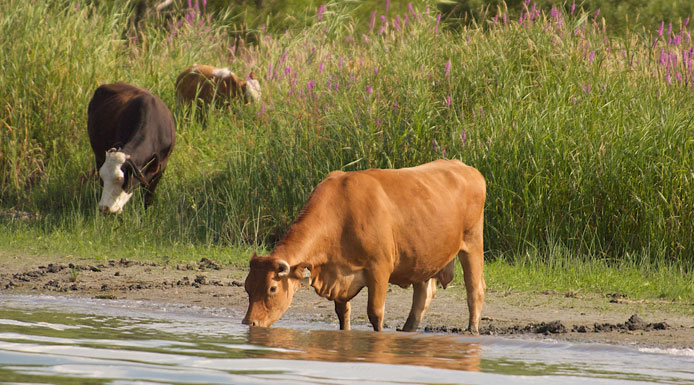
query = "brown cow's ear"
(292, 263, 312, 285)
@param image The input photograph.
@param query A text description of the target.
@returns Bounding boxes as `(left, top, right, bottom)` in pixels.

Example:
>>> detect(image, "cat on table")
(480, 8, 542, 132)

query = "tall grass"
(0, 1, 692, 271)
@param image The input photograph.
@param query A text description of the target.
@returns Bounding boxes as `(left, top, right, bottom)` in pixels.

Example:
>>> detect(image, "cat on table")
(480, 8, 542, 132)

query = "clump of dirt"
(479, 320, 568, 335)
(591, 314, 669, 332)
(474, 314, 669, 336)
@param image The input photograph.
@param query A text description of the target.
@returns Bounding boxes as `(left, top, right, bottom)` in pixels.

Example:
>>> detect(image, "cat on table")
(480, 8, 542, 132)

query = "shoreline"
(2, 255, 693, 350)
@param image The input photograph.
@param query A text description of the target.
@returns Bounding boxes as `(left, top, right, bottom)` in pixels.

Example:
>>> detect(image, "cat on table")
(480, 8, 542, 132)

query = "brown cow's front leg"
(366, 274, 388, 331)
(335, 301, 351, 330)
(402, 278, 437, 332)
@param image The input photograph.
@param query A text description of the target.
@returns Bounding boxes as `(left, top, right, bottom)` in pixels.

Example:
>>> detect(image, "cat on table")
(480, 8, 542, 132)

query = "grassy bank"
(1, 1, 692, 300)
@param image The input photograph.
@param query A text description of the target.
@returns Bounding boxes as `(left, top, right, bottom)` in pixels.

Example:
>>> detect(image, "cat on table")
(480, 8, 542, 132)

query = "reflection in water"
(246, 327, 481, 371)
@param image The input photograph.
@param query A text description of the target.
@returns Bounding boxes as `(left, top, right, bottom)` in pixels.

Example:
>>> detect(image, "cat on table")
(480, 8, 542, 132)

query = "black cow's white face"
(98, 150, 133, 214)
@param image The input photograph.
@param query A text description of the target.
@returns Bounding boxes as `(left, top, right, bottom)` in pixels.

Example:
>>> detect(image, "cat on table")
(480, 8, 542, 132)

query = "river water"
(0, 294, 692, 384)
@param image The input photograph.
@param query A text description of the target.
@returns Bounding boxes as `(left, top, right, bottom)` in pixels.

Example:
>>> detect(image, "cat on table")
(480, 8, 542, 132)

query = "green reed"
(1, 1, 692, 284)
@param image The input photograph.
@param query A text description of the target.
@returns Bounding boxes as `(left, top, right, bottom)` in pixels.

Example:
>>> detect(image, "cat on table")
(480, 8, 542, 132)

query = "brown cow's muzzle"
(242, 316, 268, 327)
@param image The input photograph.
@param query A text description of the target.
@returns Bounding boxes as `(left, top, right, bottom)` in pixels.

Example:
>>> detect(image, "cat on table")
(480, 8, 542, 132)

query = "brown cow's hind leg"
(458, 248, 484, 334)
(402, 278, 437, 332)
(335, 301, 351, 330)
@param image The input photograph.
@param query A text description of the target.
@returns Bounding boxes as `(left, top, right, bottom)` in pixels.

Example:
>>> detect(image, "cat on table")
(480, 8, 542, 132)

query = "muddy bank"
(1, 255, 693, 349)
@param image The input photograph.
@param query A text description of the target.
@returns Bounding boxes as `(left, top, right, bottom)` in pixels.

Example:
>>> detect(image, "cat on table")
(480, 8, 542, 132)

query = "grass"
(1, 1, 692, 302)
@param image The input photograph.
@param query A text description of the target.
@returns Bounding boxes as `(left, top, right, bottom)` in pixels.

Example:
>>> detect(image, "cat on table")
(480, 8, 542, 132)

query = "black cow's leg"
(335, 300, 351, 330)
(143, 172, 163, 209)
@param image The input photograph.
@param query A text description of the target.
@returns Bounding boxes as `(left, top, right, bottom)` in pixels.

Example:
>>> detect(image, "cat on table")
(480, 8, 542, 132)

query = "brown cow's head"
(241, 72, 261, 104)
(242, 253, 311, 327)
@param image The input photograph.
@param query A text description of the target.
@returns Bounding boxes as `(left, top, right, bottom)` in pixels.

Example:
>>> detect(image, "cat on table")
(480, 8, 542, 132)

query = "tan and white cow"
(243, 159, 486, 333)
(175, 64, 261, 106)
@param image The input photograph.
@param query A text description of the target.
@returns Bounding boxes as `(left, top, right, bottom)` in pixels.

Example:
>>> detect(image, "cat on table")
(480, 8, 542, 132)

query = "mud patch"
(472, 314, 669, 336)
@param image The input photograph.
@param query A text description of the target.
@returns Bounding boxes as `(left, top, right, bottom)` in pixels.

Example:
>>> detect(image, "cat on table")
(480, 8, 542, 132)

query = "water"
(0, 294, 692, 384)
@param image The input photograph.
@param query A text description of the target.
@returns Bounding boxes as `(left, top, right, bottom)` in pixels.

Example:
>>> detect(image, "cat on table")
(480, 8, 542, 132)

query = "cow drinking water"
(87, 82, 175, 214)
(243, 160, 486, 333)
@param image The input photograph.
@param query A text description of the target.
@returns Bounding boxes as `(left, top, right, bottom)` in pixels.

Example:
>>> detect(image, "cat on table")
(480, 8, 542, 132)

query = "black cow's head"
(97, 148, 158, 214)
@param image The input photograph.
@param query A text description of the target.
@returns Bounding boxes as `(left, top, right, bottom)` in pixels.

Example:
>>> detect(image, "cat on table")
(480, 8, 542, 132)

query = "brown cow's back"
(275, 159, 484, 288)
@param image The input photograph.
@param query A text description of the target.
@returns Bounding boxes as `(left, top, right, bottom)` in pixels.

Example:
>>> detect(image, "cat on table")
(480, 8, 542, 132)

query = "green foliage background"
(1, 0, 692, 273)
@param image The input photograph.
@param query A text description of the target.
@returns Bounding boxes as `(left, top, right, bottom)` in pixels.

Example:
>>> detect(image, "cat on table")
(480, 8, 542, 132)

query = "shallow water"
(0, 294, 692, 384)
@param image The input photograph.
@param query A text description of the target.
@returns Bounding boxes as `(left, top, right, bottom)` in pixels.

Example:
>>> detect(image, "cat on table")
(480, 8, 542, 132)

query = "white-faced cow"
(175, 64, 261, 106)
(87, 82, 175, 214)
(243, 159, 486, 333)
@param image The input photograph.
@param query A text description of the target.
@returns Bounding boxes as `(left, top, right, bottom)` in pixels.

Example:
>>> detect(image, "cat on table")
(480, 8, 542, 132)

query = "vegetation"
(0, 1, 692, 299)
(438, 0, 694, 34)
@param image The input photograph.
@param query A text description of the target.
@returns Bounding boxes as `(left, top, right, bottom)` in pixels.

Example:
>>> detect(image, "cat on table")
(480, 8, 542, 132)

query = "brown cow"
(175, 64, 261, 105)
(87, 82, 175, 213)
(243, 159, 486, 333)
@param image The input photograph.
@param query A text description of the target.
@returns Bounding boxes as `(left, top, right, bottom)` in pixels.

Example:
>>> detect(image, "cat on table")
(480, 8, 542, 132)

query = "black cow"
(87, 82, 175, 213)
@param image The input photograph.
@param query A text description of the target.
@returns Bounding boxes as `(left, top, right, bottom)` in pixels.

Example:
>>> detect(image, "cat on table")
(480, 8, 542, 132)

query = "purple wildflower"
(374, 67, 379, 75)
(202, 0, 207, 7)
(582, 83, 591, 93)
(668, 23, 672, 36)
(307, 80, 316, 92)
(435, 13, 441, 36)
(658, 21, 664, 36)
(408, 3, 415, 18)
(385, 0, 390, 13)
(317, 4, 327, 20)
(570, 3, 576, 15)
(319, 62, 325, 74)
(369, 11, 377, 31)
(445, 95, 451, 106)
(366, 85, 373, 94)
(594, 8, 600, 18)
(589, 51, 595, 63)
(284, 66, 291, 75)
(685, 17, 690, 28)
(459, 131, 466, 143)
(445, 60, 451, 77)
